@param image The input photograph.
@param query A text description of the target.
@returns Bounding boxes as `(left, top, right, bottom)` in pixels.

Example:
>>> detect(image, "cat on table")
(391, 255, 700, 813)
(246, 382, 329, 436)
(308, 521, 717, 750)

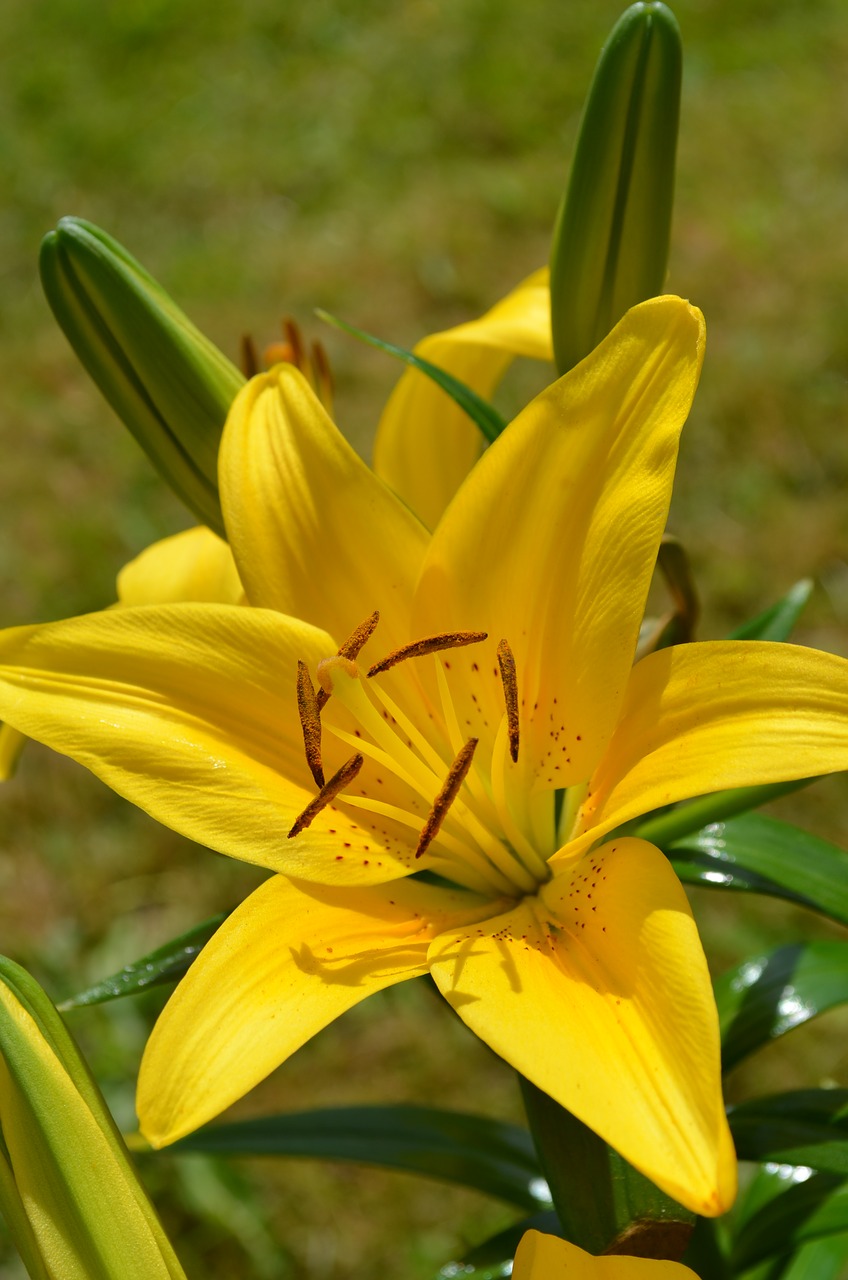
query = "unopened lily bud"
(0, 957, 187, 1279)
(40, 217, 245, 536)
(550, 2, 682, 373)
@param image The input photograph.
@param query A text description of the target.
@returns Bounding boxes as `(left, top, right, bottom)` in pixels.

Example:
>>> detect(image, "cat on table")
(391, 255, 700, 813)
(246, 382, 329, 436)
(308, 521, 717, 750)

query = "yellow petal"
(571, 640, 848, 850)
(117, 526, 244, 606)
(219, 364, 428, 656)
(513, 1231, 698, 1279)
(428, 837, 736, 1216)
(373, 269, 552, 529)
(138, 874, 482, 1145)
(415, 297, 705, 794)
(0, 605, 414, 884)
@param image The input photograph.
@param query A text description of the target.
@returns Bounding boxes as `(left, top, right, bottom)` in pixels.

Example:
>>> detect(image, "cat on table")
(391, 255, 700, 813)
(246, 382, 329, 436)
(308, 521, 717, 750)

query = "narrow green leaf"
(776, 1231, 848, 1280)
(668, 813, 848, 926)
(634, 777, 815, 847)
(715, 942, 848, 1073)
(59, 914, 227, 1010)
(729, 579, 814, 642)
(731, 1171, 848, 1273)
(550, 2, 681, 373)
(437, 1212, 562, 1279)
(316, 309, 507, 444)
(730, 1090, 848, 1175)
(171, 1105, 549, 1212)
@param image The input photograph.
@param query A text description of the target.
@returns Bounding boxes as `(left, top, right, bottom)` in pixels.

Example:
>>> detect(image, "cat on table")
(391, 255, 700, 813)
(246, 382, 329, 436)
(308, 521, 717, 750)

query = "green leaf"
(519, 1079, 693, 1257)
(59, 914, 227, 1010)
(316, 309, 507, 444)
(715, 941, 848, 1073)
(634, 777, 815, 848)
(437, 1212, 562, 1279)
(730, 1090, 848, 1175)
(729, 579, 814, 642)
(668, 813, 848, 926)
(170, 1105, 550, 1212)
(549, 2, 681, 373)
(731, 1171, 848, 1273)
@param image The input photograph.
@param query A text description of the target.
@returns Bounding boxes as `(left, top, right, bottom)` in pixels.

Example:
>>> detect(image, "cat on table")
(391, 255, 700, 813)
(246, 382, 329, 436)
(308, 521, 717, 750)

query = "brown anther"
(284, 317, 306, 374)
(288, 753, 364, 838)
(296, 660, 324, 787)
(312, 339, 334, 413)
(367, 631, 487, 678)
(496, 638, 520, 763)
(317, 611, 381, 709)
(239, 333, 260, 379)
(415, 738, 478, 859)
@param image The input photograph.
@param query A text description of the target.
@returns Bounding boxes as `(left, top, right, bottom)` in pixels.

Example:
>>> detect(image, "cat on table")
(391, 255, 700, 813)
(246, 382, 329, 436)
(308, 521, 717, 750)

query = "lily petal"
(428, 837, 736, 1216)
(513, 1231, 698, 1279)
(0, 724, 24, 781)
(0, 605, 414, 883)
(219, 365, 428, 655)
(138, 873, 484, 1145)
(415, 297, 705, 792)
(373, 269, 552, 529)
(570, 640, 848, 851)
(117, 526, 244, 606)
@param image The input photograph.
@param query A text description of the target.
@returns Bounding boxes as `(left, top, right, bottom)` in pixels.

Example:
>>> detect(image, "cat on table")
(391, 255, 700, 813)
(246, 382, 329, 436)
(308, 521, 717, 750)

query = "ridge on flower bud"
(550, 2, 682, 374)
(40, 216, 245, 535)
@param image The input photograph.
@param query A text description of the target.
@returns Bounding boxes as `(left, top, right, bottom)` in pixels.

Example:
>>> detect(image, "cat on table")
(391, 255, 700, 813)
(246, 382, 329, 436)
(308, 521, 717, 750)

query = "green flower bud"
(550, 2, 682, 374)
(0, 957, 187, 1279)
(40, 218, 246, 536)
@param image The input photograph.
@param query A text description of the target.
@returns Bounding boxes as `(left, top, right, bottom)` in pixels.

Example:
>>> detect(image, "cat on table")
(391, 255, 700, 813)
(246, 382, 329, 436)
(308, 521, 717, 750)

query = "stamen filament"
(288, 753, 364, 838)
(296, 660, 324, 787)
(416, 739, 478, 859)
(490, 719, 551, 884)
(317, 611, 380, 709)
(497, 639, 520, 763)
(367, 631, 487, 677)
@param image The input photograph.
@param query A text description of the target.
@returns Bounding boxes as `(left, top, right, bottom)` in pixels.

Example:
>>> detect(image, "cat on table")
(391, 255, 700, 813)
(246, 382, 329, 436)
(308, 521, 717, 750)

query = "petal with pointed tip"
(428, 838, 735, 1217)
(415, 297, 705, 793)
(138, 874, 483, 1145)
(374, 269, 552, 529)
(117, 526, 244, 606)
(0, 605, 413, 883)
(220, 365, 428, 655)
(568, 640, 848, 854)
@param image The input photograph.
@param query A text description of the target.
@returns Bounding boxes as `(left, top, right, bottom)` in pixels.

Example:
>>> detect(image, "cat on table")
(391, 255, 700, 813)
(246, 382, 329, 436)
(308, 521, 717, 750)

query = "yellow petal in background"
(513, 1230, 698, 1279)
(0, 724, 25, 781)
(138, 874, 482, 1145)
(220, 365, 428, 655)
(415, 297, 705, 794)
(428, 838, 735, 1217)
(117, 526, 244, 606)
(0, 605, 412, 884)
(575, 640, 848, 845)
(373, 269, 552, 529)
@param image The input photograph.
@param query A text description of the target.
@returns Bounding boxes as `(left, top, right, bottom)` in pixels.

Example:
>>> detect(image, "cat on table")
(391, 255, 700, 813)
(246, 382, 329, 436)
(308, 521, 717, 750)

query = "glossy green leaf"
(634, 777, 815, 848)
(715, 942, 848, 1073)
(519, 1079, 693, 1257)
(731, 1171, 848, 1273)
(59, 914, 228, 1010)
(549, 2, 681, 373)
(730, 1090, 848, 1175)
(171, 1105, 550, 1211)
(437, 1212, 562, 1279)
(776, 1231, 848, 1280)
(316, 309, 507, 443)
(668, 814, 848, 925)
(729, 579, 814, 642)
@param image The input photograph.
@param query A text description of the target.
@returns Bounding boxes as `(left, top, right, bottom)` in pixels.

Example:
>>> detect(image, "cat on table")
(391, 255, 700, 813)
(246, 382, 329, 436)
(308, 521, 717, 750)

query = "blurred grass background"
(2, 0, 848, 1274)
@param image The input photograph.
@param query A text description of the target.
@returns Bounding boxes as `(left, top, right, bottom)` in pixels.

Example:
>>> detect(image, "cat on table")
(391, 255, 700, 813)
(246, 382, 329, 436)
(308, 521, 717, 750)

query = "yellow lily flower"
(373, 267, 551, 528)
(512, 1231, 697, 1279)
(3, 297, 848, 1216)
